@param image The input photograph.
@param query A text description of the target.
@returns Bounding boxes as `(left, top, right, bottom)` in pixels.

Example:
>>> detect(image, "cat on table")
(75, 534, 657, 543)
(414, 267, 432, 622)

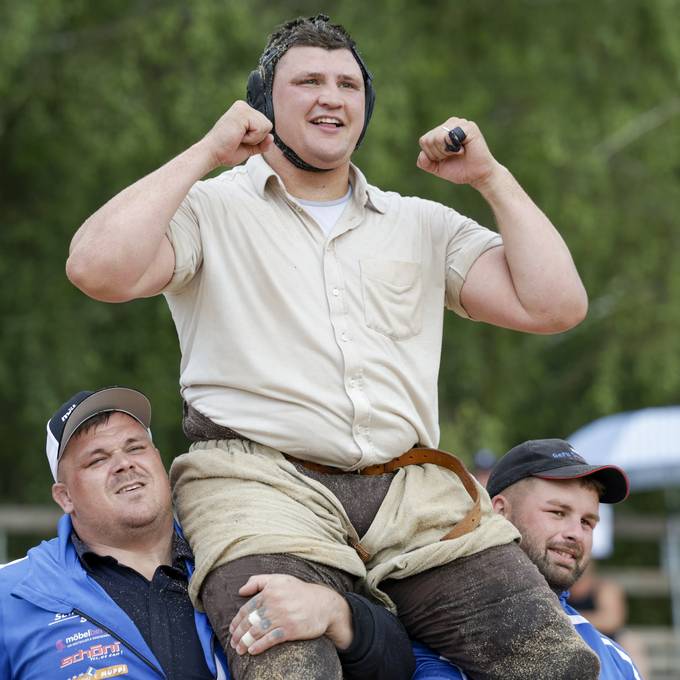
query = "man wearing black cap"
(485, 439, 642, 679)
(0, 387, 416, 680)
(66, 13, 593, 680)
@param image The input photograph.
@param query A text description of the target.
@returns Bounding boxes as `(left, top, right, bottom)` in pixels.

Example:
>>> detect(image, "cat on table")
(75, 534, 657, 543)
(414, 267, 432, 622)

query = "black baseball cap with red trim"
(486, 438, 629, 503)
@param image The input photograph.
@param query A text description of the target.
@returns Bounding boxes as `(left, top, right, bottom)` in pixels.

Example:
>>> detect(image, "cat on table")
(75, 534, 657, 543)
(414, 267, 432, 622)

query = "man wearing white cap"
(0, 387, 415, 680)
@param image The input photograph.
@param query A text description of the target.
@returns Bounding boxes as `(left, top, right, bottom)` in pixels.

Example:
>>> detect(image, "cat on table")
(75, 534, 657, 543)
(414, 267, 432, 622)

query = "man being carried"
(66, 14, 596, 680)
(0, 387, 415, 679)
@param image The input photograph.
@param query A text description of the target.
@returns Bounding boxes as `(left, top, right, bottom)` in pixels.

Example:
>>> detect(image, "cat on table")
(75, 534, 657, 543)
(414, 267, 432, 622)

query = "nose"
(112, 449, 136, 474)
(561, 517, 587, 544)
(317, 83, 342, 108)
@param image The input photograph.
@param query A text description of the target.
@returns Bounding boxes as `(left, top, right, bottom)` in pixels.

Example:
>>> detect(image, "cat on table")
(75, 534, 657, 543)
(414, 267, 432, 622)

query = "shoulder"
(180, 159, 269, 211)
(364, 183, 473, 239)
(190, 164, 252, 200)
(0, 534, 66, 600)
(364, 181, 434, 212)
(0, 555, 30, 591)
(0, 523, 71, 588)
(564, 604, 640, 678)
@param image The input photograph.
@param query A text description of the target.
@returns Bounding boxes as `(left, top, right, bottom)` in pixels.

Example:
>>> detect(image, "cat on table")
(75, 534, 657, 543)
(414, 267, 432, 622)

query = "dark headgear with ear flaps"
(247, 14, 375, 173)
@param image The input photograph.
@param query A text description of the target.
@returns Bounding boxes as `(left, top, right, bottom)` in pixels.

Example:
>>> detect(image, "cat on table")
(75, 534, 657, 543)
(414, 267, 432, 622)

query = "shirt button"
(332, 288, 340, 296)
(341, 332, 350, 342)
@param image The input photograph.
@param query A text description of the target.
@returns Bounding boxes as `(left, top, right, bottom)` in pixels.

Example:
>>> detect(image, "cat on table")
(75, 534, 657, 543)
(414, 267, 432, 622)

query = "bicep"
(459, 246, 548, 333)
(129, 235, 176, 299)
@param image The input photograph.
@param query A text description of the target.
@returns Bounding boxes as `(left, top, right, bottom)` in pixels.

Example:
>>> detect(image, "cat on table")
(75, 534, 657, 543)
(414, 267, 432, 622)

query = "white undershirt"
(295, 186, 353, 236)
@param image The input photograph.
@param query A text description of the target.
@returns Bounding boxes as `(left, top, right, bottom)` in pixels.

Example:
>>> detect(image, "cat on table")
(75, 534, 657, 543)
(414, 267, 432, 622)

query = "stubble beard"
(521, 534, 588, 592)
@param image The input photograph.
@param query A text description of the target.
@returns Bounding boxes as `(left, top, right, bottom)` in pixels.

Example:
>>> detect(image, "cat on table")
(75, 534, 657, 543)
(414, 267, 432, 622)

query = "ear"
(491, 493, 509, 516)
(52, 482, 74, 514)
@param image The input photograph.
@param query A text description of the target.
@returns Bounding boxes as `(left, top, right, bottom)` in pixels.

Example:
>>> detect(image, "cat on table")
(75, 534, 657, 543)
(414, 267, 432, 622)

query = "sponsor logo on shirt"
(56, 628, 108, 650)
(49, 612, 88, 627)
(60, 642, 123, 669)
(66, 664, 129, 679)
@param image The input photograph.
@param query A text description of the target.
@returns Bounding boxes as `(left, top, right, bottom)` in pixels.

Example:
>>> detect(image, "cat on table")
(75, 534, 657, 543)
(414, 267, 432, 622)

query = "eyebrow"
(84, 436, 146, 457)
(294, 71, 362, 82)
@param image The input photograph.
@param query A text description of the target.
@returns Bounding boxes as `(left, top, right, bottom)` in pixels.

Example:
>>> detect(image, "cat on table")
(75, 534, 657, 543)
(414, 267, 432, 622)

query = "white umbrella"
(570, 406, 680, 635)
(569, 406, 680, 491)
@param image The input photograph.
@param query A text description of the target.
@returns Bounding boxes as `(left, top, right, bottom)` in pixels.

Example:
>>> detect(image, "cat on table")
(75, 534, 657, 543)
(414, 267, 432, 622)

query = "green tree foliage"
(1, 0, 679, 516)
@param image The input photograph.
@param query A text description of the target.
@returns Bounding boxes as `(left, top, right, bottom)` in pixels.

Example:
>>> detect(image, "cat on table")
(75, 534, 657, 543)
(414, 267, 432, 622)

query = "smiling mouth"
(548, 547, 581, 566)
(551, 548, 574, 559)
(310, 116, 344, 127)
(116, 482, 145, 495)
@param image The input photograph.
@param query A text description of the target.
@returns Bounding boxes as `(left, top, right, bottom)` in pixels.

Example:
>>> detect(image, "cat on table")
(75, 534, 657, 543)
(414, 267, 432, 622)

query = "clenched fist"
(202, 100, 274, 169)
(417, 117, 501, 189)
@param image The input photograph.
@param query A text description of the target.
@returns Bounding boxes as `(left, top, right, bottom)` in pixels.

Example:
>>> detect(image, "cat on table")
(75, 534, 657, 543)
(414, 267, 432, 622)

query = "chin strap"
(273, 132, 332, 173)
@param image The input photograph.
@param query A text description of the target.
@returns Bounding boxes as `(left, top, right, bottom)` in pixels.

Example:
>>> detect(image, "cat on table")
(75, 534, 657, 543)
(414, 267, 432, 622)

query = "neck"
(75, 520, 174, 580)
(264, 148, 351, 201)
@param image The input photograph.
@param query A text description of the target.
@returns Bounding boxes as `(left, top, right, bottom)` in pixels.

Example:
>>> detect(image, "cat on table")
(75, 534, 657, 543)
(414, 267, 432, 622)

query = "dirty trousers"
(171, 439, 599, 680)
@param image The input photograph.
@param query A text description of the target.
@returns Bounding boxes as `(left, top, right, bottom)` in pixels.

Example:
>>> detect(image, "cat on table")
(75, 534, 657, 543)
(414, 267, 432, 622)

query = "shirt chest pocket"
(360, 259, 423, 340)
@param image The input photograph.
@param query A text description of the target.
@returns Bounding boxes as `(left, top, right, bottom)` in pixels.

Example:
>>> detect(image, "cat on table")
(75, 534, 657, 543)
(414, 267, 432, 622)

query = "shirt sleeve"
(435, 204, 502, 318)
(162, 189, 204, 294)
(337, 593, 415, 680)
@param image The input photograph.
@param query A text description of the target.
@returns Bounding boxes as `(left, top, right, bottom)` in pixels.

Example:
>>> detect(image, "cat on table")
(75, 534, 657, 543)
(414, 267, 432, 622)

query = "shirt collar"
(349, 163, 388, 214)
(71, 530, 192, 573)
(246, 154, 284, 197)
(246, 155, 388, 214)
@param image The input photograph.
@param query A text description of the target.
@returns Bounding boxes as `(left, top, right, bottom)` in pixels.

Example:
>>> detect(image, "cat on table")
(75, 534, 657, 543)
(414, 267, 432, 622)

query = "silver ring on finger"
(248, 610, 263, 628)
(241, 630, 256, 648)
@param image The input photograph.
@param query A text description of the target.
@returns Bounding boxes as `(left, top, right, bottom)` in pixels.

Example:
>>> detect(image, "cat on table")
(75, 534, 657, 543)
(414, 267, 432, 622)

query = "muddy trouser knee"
(201, 553, 355, 680)
(381, 542, 600, 680)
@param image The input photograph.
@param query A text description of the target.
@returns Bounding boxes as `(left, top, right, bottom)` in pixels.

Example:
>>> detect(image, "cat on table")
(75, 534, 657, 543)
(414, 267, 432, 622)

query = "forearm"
(67, 139, 215, 301)
(474, 164, 588, 330)
(337, 594, 415, 680)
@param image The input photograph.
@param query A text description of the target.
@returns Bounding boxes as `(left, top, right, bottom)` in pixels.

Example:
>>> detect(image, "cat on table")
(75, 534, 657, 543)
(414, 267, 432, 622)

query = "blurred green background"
(2, 0, 679, 626)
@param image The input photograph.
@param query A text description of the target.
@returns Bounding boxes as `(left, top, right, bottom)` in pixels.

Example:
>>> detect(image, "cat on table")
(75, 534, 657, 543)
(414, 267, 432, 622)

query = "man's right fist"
(203, 100, 274, 169)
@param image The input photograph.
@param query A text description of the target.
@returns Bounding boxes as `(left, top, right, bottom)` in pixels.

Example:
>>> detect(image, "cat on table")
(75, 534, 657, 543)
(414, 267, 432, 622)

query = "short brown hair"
(259, 14, 357, 68)
(70, 411, 114, 441)
(578, 475, 606, 500)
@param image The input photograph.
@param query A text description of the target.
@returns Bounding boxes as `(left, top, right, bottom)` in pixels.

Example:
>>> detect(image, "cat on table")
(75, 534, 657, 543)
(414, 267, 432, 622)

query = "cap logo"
(552, 451, 575, 459)
(61, 404, 77, 422)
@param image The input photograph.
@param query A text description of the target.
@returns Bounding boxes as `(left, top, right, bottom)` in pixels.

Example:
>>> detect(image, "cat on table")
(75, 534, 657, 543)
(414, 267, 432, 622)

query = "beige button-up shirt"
(164, 155, 502, 469)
